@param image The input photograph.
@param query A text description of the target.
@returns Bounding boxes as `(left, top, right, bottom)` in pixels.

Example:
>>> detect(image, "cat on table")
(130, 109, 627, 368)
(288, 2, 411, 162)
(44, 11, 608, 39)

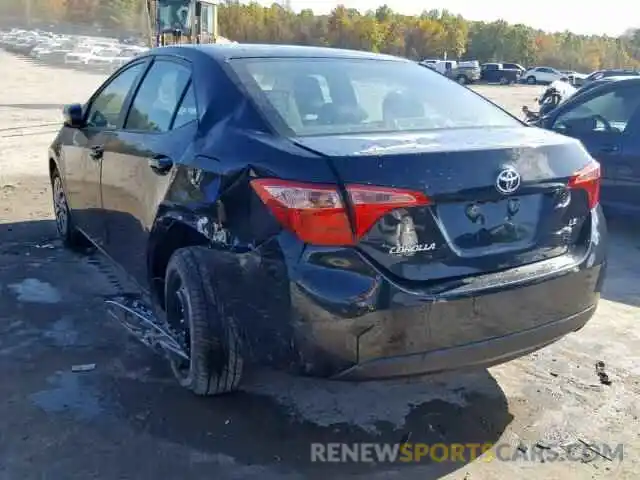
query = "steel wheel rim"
(53, 176, 68, 236)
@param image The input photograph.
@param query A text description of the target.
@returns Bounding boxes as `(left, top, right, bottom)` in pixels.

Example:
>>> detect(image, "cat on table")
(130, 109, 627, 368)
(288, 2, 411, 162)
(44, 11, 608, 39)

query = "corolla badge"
(389, 243, 436, 255)
(495, 167, 521, 195)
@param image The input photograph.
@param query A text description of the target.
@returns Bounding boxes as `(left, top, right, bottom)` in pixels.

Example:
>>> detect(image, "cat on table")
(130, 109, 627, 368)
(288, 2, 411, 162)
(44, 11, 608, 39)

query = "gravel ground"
(0, 50, 639, 479)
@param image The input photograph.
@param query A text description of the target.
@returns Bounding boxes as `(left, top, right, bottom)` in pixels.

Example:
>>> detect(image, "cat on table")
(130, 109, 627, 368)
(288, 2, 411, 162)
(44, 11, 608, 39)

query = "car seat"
(382, 91, 425, 126)
(292, 75, 326, 121)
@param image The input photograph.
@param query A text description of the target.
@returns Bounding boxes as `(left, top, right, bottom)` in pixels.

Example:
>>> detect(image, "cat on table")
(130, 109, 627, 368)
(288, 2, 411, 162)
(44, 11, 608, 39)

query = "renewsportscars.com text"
(310, 442, 624, 463)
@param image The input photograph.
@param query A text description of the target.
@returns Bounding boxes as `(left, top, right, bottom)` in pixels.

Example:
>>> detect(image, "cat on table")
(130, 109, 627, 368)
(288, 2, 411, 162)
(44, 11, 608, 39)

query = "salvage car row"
(0, 28, 148, 73)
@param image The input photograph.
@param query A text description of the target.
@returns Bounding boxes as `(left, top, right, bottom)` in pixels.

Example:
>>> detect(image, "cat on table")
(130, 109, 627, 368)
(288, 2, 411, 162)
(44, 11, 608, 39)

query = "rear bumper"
(284, 258, 604, 380)
(224, 207, 607, 380)
(271, 209, 607, 379)
(333, 304, 595, 380)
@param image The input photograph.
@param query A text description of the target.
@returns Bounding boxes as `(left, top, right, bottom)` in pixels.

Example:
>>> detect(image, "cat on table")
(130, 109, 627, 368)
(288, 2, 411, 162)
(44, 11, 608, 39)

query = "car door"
(482, 63, 497, 82)
(546, 81, 640, 212)
(537, 67, 553, 83)
(100, 56, 197, 288)
(63, 61, 148, 245)
(608, 101, 640, 213)
(549, 68, 563, 82)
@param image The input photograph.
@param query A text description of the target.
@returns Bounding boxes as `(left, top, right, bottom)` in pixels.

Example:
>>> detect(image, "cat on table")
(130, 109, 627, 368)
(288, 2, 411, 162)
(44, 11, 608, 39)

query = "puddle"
(42, 316, 78, 347)
(244, 370, 470, 433)
(29, 371, 103, 420)
(8, 278, 61, 303)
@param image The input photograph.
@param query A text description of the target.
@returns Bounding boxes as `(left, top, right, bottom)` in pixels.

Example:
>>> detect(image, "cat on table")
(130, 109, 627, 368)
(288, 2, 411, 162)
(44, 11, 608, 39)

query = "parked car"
(419, 59, 481, 84)
(502, 62, 526, 75)
(523, 66, 565, 85)
(86, 47, 122, 71)
(50, 44, 606, 396)
(535, 76, 640, 217)
(64, 45, 104, 65)
(560, 70, 588, 87)
(573, 75, 633, 98)
(452, 60, 481, 84)
(33, 40, 76, 64)
(583, 69, 640, 84)
(480, 63, 521, 84)
(112, 46, 149, 69)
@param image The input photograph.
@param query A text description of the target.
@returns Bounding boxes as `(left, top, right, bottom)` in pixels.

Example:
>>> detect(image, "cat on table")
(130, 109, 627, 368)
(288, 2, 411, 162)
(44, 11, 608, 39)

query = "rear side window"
(125, 59, 191, 132)
(230, 58, 520, 136)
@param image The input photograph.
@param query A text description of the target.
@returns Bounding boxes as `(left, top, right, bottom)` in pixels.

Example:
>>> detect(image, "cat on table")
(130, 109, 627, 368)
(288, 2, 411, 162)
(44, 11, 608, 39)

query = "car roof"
(575, 76, 640, 97)
(599, 75, 640, 82)
(149, 43, 407, 63)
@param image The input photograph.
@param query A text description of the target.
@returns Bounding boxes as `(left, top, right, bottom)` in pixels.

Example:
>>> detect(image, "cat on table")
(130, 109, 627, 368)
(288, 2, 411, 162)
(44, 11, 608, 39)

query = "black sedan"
(49, 44, 607, 395)
(535, 76, 640, 217)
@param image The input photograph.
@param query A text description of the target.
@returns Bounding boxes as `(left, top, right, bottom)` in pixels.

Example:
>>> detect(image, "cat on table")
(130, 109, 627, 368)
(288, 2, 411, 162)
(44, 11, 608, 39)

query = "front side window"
(125, 60, 191, 133)
(230, 57, 520, 136)
(86, 63, 145, 129)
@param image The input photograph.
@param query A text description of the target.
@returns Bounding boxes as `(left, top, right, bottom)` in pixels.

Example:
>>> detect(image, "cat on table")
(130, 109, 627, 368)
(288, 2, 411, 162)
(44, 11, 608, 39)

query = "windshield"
(230, 57, 521, 137)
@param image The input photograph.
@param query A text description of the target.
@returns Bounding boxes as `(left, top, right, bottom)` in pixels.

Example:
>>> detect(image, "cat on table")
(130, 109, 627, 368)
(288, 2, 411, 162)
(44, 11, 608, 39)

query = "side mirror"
(63, 103, 84, 128)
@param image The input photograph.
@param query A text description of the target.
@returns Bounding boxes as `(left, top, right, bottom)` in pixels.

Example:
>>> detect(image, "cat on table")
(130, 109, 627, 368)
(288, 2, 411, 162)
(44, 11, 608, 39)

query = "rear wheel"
(527, 75, 537, 85)
(51, 170, 83, 248)
(456, 75, 468, 85)
(164, 247, 244, 396)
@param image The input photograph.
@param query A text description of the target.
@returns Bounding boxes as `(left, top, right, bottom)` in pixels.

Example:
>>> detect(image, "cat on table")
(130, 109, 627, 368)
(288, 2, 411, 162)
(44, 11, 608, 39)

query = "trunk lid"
(294, 127, 595, 283)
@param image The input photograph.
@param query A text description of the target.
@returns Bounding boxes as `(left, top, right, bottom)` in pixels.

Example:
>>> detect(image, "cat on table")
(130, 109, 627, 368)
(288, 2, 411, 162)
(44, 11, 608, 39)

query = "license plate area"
(436, 195, 542, 252)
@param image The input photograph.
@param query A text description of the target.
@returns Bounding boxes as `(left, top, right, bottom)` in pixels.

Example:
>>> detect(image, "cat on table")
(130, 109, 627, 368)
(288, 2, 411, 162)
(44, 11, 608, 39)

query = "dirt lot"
(0, 50, 639, 479)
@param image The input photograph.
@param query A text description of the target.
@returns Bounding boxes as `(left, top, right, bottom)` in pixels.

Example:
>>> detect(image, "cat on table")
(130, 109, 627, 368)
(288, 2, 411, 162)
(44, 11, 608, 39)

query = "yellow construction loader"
(144, 0, 220, 47)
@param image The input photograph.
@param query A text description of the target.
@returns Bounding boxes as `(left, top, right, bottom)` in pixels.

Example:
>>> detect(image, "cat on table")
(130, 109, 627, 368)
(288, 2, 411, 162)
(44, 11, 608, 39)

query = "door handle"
(148, 155, 173, 175)
(600, 144, 620, 153)
(89, 145, 104, 160)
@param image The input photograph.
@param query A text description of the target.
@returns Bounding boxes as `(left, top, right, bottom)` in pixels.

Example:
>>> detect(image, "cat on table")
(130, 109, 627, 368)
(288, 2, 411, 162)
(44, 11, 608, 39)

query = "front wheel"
(456, 75, 467, 85)
(527, 76, 537, 85)
(164, 247, 244, 396)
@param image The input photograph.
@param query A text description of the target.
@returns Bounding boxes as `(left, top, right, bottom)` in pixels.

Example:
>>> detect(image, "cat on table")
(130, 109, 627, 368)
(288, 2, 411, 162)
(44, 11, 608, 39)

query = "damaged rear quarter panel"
(146, 58, 347, 370)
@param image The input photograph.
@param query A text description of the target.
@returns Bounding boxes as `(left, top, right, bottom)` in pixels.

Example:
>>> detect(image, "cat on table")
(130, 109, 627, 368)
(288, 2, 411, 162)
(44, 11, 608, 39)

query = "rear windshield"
(230, 57, 520, 136)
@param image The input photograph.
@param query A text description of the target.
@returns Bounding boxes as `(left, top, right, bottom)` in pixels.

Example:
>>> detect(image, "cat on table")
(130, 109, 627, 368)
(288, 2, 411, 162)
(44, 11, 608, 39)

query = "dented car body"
(49, 44, 607, 394)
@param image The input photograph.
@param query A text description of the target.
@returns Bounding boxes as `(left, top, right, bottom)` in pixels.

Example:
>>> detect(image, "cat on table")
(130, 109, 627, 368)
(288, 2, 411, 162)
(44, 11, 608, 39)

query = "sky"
(267, 0, 636, 36)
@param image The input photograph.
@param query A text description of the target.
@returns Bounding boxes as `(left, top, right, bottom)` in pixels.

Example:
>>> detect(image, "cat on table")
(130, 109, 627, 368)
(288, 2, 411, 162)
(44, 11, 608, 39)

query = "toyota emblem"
(496, 167, 521, 195)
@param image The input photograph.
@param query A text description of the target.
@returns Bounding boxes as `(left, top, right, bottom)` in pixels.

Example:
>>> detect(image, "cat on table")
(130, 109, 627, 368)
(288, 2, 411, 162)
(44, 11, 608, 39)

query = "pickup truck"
(420, 59, 481, 85)
(480, 63, 522, 84)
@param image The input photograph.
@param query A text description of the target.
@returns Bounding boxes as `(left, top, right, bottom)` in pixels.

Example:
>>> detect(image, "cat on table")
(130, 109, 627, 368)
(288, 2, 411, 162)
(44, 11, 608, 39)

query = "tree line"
(3, 0, 640, 72)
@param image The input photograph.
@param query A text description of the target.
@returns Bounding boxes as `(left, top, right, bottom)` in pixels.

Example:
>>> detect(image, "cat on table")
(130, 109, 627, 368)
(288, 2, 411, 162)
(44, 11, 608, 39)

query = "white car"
(86, 47, 122, 70)
(30, 40, 62, 58)
(112, 46, 149, 69)
(64, 45, 104, 65)
(523, 66, 564, 85)
(560, 70, 588, 86)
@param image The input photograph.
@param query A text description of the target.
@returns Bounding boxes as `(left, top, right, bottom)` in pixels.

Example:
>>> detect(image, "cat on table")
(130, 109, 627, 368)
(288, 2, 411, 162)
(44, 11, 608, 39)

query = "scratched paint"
(8, 278, 61, 304)
(29, 371, 103, 420)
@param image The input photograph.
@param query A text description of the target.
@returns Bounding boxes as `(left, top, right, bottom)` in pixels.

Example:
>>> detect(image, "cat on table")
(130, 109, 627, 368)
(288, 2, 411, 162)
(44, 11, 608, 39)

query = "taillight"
(250, 179, 431, 246)
(568, 161, 600, 209)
